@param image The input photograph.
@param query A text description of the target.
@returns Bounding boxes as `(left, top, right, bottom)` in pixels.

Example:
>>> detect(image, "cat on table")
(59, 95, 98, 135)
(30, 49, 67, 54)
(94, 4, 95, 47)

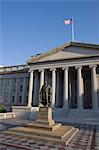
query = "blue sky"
(1, 0, 99, 66)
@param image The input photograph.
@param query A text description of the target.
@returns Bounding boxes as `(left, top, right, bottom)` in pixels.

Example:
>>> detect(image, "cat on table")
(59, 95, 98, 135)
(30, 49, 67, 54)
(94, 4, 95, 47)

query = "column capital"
(38, 69, 45, 72)
(50, 68, 56, 71)
(62, 67, 69, 70)
(28, 69, 34, 73)
(89, 64, 97, 69)
(75, 65, 82, 69)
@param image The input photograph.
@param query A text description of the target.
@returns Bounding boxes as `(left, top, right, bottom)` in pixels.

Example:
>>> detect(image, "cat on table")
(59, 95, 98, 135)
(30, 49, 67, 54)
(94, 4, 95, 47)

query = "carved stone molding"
(75, 65, 82, 69)
(50, 68, 56, 71)
(38, 69, 45, 72)
(28, 68, 34, 73)
(89, 64, 97, 69)
(62, 67, 69, 70)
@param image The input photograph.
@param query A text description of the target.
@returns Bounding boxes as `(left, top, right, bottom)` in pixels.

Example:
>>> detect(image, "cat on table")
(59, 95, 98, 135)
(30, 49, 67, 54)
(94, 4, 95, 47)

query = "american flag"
(64, 18, 73, 25)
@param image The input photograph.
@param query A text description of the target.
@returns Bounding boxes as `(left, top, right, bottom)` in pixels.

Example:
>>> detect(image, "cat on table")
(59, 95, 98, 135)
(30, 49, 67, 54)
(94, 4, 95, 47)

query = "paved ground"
(94, 127, 99, 150)
(0, 118, 99, 150)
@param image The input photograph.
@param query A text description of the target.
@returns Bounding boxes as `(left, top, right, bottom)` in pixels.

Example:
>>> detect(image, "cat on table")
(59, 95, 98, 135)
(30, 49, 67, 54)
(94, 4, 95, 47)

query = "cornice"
(0, 65, 29, 74)
(27, 42, 99, 64)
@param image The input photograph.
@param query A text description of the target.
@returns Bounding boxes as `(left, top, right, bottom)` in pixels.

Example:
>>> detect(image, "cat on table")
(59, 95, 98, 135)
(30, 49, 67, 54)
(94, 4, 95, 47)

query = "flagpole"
(71, 18, 75, 42)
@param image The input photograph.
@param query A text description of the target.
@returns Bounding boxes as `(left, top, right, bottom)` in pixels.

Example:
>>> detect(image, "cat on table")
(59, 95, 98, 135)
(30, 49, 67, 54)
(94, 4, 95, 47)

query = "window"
(26, 96, 28, 105)
(19, 96, 22, 103)
(14, 78, 16, 83)
(13, 86, 16, 92)
(5, 99, 7, 103)
(12, 96, 15, 102)
(20, 78, 23, 83)
(7, 80, 9, 85)
(20, 85, 23, 92)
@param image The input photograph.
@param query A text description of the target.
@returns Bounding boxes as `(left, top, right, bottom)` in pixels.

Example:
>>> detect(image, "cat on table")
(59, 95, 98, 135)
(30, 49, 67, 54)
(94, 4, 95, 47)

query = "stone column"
(51, 68, 56, 107)
(56, 70, 60, 107)
(90, 65, 98, 109)
(63, 67, 69, 108)
(76, 66, 83, 109)
(40, 69, 44, 90)
(28, 70, 34, 107)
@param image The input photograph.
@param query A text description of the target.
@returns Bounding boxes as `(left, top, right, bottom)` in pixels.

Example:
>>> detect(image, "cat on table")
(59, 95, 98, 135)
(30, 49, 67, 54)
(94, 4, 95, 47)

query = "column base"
(77, 107, 84, 110)
(62, 105, 69, 109)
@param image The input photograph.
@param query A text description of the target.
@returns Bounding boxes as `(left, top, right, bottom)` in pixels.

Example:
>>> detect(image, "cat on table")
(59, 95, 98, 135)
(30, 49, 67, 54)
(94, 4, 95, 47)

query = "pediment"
(27, 42, 99, 63)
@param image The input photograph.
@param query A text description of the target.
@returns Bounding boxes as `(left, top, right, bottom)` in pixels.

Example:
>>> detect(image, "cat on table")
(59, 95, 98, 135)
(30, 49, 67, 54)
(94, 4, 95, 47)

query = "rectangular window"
(20, 78, 23, 83)
(20, 85, 23, 92)
(14, 78, 16, 83)
(5, 99, 7, 103)
(19, 96, 22, 103)
(12, 96, 15, 102)
(7, 80, 9, 85)
(13, 86, 15, 92)
(26, 96, 28, 105)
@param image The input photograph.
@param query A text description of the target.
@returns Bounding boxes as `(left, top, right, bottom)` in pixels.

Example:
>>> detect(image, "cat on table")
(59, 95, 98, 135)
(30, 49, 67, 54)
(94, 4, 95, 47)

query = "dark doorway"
(83, 68, 92, 109)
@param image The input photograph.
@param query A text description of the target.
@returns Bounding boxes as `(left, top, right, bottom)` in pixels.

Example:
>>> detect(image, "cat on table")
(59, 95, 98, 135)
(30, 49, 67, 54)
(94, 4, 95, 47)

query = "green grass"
(0, 104, 6, 113)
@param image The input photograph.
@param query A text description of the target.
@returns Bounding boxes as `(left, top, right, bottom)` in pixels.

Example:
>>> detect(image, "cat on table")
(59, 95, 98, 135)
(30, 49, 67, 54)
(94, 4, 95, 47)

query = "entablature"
(0, 65, 29, 74)
(29, 56, 99, 71)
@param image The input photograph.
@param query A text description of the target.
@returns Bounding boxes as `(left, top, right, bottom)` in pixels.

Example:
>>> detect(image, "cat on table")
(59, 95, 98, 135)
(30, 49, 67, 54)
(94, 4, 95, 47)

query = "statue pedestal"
(37, 107, 54, 125)
(27, 106, 61, 131)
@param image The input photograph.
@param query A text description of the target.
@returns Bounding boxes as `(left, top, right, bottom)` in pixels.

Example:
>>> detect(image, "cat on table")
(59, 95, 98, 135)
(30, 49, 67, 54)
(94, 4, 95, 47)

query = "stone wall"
(0, 72, 29, 110)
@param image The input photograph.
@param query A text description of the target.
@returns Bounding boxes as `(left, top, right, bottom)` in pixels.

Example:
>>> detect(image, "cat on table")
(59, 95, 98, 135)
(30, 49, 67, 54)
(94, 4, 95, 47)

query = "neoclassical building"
(0, 42, 99, 120)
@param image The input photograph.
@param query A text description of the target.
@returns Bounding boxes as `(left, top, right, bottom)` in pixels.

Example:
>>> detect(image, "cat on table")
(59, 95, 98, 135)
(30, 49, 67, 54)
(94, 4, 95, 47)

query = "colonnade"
(27, 65, 98, 110)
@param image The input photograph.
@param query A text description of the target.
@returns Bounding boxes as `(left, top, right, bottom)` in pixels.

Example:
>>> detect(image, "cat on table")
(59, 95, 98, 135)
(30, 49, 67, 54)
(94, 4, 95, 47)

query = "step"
(34, 119, 55, 125)
(0, 132, 66, 145)
(5, 125, 74, 140)
(63, 128, 79, 145)
(27, 122, 61, 131)
(2, 127, 78, 145)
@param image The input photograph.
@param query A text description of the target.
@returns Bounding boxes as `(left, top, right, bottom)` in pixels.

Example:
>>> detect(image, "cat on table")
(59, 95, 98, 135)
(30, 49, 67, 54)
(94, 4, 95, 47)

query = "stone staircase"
(1, 123, 98, 150)
(2, 107, 79, 145)
(3, 124, 78, 145)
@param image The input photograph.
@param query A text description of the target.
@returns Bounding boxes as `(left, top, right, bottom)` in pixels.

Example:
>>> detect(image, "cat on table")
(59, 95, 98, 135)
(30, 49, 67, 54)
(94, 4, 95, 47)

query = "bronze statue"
(40, 83, 52, 107)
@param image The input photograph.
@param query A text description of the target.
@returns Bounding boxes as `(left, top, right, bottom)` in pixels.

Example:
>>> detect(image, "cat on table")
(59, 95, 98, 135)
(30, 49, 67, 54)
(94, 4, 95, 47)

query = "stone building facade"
(0, 42, 99, 114)
(0, 65, 29, 110)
